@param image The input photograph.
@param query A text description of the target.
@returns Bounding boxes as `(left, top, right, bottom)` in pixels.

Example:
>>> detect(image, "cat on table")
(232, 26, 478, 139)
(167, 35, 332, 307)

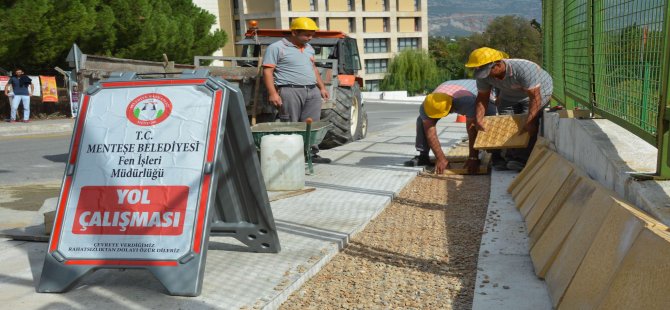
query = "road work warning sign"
(49, 78, 221, 263)
(40, 72, 280, 296)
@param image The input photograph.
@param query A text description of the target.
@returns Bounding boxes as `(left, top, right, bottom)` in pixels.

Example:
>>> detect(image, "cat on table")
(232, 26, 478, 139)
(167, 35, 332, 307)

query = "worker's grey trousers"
(278, 86, 323, 154)
(278, 86, 322, 122)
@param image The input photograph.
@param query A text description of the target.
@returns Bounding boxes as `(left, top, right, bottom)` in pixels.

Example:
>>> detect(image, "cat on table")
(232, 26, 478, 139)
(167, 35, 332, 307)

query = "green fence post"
(655, 1, 670, 178)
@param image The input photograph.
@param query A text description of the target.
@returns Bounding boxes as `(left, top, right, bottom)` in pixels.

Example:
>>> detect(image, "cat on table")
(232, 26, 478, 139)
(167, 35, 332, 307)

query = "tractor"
(196, 24, 368, 148)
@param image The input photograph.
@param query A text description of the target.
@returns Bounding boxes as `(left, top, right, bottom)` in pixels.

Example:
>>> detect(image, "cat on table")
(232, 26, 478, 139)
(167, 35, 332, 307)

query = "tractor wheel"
(356, 110, 368, 140)
(319, 86, 363, 149)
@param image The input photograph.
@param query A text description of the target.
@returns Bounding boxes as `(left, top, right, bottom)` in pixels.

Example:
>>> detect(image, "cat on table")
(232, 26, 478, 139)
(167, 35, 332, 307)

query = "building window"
(310, 0, 317, 10)
(366, 80, 381, 91)
(349, 0, 354, 10)
(235, 20, 242, 36)
(415, 18, 421, 32)
(365, 59, 388, 74)
(414, 0, 420, 11)
(233, 0, 239, 14)
(383, 18, 389, 32)
(364, 39, 388, 53)
(398, 38, 420, 51)
(349, 17, 356, 33)
(288, 0, 292, 10)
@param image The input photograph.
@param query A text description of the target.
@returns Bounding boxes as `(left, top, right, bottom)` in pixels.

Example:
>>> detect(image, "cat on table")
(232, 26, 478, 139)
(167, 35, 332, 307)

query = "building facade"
(196, 0, 428, 91)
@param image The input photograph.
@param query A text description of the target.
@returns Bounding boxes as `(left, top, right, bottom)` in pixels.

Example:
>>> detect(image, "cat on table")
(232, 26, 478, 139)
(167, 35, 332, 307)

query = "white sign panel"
(54, 83, 216, 261)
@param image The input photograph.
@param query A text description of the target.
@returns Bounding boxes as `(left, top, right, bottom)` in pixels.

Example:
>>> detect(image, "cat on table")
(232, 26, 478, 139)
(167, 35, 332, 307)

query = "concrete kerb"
(0, 117, 466, 309)
(0, 118, 74, 137)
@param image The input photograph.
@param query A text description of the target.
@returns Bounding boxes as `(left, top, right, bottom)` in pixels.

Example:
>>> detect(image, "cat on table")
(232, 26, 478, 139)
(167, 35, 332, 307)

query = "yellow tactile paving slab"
(510, 149, 553, 200)
(523, 168, 577, 233)
(528, 173, 585, 248)
(518, 160, 575, 220)
(507, 138, 550, 194)
(513, 152, 561, 208)
(597, 227, 670, 309)
(473, 114, 530, 149)
(544, 188, 616, 308)
(445, 141, 470, 162)
(557, 202, 645, 310)
(529, 178, 598, 278)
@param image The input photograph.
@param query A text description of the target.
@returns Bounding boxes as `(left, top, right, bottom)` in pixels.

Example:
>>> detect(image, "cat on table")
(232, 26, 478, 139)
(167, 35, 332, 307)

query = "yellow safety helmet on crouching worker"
(290, 17, 319, 31)
(424, 93, 453, 119)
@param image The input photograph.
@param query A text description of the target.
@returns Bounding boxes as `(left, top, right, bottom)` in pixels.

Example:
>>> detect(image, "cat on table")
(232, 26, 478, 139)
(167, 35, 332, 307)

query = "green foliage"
(380, 50, 440, 95)
(428, 15, 543, 82)
(0, 0, 227, 71)
(428, 37, 465, 80)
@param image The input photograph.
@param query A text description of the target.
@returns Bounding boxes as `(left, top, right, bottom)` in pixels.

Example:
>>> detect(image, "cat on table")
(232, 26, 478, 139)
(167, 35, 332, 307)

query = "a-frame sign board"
(38, 70, 280, 296)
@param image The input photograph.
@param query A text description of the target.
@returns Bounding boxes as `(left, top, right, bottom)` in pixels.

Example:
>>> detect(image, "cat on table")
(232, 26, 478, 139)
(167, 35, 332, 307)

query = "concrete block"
(529, 178, 598, 278)
(597, 227, 670, 310)
(555, 118, 576, 162)
(544, 187, 616, 307)
(558, 201, 645, 310)
(528, 173, 585, 247)
(474, 115, 530, 149)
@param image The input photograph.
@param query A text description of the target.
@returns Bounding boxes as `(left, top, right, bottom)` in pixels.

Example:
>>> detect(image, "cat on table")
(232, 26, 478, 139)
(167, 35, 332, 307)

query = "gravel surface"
(281, 174, 491, 310)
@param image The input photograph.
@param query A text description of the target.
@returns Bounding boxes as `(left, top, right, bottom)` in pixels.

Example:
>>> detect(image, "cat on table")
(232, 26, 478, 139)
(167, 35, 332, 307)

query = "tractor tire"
(356, 110, 368, 140)
(319, 86, 363, 149)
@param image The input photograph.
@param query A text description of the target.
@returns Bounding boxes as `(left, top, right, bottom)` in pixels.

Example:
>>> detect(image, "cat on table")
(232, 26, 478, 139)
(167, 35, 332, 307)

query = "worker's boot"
(404, 153, 431, 167)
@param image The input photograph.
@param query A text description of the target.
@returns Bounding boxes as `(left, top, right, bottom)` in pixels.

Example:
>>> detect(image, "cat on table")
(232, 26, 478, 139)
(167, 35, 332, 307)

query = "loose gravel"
(281, 174, 491, 310)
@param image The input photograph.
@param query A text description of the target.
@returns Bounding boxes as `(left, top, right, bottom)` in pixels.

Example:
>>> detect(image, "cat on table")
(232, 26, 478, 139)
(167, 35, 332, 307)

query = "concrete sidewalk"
(0, 115, 468, 309)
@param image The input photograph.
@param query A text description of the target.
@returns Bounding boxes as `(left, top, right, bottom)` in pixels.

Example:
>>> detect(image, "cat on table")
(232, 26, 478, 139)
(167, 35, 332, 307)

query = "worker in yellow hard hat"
(404, 80, 497, 174)
(262, 17, 332, 163)
(466, 47, 553, 171)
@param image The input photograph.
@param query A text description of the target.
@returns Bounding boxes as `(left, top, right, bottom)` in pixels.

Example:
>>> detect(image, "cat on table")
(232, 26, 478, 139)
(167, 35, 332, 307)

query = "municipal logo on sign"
(126, 93, 172, 126)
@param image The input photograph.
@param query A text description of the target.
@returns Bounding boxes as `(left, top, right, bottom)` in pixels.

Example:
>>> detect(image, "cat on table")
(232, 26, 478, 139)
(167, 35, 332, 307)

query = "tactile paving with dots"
(446, 142, 470, 162)
(474, 114, 530, 149)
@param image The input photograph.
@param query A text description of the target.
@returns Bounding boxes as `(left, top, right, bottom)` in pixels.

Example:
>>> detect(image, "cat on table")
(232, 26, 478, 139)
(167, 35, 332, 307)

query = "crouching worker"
(404, 79, 497, 174)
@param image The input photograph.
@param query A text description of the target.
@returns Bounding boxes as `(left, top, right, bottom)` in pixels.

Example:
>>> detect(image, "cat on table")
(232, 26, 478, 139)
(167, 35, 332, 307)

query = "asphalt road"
(364, 102, 418, 134)
(0, 133, 71, 185)
(0, 103, 418, 186)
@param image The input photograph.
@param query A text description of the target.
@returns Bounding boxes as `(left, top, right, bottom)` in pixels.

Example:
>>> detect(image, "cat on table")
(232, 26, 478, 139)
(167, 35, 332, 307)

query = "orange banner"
(40, 76, 58, 102)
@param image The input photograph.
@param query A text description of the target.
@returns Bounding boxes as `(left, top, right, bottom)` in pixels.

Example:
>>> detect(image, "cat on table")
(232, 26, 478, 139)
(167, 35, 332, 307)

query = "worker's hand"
(269, 93, 282, 107)
(435, 157, 448, 174)
(320, 88, 329, 100)
(474, 119, 486, 132)
(519, 121, 538, 136)
(464, 158, 481, 174)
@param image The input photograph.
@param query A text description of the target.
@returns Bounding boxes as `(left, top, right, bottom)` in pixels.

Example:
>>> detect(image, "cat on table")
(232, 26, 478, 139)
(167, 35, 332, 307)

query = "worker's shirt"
(262, 38, 317, 86)
(476, 59, 553, 104)
(420, 79, 496, 120)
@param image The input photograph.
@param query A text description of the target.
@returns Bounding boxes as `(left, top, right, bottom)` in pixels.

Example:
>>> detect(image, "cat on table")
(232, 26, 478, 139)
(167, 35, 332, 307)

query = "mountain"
(427, 0, 543, 37)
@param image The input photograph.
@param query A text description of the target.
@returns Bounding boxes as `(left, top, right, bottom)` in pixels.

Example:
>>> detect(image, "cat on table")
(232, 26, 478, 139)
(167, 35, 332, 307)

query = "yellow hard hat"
(290, 17, 319, 31)
(464, 47, 509, 68)
(424, 93, 453, 119)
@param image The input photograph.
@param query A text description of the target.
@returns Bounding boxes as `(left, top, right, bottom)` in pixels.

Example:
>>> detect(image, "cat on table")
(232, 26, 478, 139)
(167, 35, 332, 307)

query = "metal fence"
(543, 0, 670, 177)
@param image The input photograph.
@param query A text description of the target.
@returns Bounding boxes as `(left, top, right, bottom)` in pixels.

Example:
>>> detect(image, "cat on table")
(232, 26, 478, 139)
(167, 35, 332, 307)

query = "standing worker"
(404, 79, 498, 174)
(262, 17, 332, 164)
(4, 67, 34, 123)
(466, 47, 553, 171)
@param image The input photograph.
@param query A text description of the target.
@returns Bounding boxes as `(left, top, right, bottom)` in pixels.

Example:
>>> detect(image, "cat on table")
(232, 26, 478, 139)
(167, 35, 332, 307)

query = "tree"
(479, 15, 542, 64)
(428, 37, 466, 80)
(0, 0, 227, 71)
(380, 49, 440, 95)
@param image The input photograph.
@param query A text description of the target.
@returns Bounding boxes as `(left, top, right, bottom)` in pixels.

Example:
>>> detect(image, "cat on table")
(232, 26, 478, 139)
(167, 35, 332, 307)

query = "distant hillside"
(428, 0, 543, 37)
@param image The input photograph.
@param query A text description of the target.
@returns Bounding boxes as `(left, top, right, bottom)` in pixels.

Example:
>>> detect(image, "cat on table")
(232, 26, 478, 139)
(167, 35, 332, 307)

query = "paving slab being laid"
(472, 170, 552, 310)
(0, 117, 466, 309)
